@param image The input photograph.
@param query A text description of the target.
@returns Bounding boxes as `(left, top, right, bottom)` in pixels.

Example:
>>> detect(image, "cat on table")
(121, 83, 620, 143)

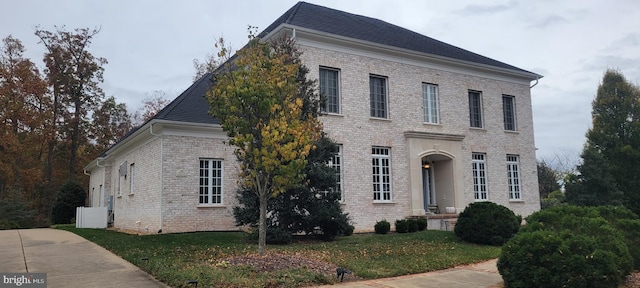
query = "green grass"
(56, 225, 500, 287)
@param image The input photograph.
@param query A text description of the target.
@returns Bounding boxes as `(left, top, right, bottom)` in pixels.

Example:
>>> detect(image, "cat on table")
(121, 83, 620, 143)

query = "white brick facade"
(296, 39, 540, 231)
(86, 11, 540, 234)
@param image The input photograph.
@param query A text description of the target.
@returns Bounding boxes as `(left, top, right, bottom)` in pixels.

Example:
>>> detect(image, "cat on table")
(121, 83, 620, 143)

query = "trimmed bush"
(395, 219, 409, 233)
(525, 205, 640, 270)
(407, 219, 419, 232)
(374, 220, 390, 234)
(416, 218, 428, 231)
(499, 209, 633, 288)
(344, 224, 355, 236)
(454, 202, 520, 246)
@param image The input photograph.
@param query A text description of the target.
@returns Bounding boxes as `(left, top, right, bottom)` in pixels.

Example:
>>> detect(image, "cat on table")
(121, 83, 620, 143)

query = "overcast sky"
(2, 0, 639, 162)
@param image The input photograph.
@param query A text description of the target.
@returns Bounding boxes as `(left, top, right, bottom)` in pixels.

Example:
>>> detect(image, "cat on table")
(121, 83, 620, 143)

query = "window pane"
(507, 155, 521, 199)
(372, 147, 391, 201)
(472, 153, 488, 200)
(320, 68, 340, 114)
(469, 91, 482, 128)
(503, 96, 516, 131)
(199, 159, 223, 204)
(370, 76, 387, 118)
(423, 84, 439, 123)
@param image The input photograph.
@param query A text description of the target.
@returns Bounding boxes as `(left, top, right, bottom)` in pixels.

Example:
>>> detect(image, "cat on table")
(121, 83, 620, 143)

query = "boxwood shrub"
(454, 202, 520, 245)
(416, 218, 428, 231)
(499, 211, 632, 288)
(395, 219, 409, 233)
(374, 220, 390, 234)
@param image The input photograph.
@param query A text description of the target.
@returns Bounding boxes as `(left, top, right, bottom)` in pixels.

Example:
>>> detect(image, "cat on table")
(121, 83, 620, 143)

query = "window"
(370, 75, 388, 118)
(422, 83, 439, 123)
(129, 163, 135, 194)
(507, 155, 521, 200)
(319, 67, 340, 114)
(199, 159, 223, 205)
(472, 153, 488, 200)
(503, 95, 516, 131)
(327, 145, 343, 201)
(469, 91, 483, 128)
(372, 147, 392, 202)
(118, 161, 127, 196)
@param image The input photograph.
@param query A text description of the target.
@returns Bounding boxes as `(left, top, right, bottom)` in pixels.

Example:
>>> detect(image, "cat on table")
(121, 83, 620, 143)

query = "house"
(84, 2, 542, 233)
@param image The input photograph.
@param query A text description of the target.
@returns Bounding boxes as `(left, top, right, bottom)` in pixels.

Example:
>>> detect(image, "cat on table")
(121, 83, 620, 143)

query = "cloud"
(454, 1, 516, 15)
(527, 15, 567, 29)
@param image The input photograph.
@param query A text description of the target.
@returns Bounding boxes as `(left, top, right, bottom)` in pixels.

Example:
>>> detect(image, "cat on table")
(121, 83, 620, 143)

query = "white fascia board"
(86, 120, 225, 167)
(267, 24, 541, 85)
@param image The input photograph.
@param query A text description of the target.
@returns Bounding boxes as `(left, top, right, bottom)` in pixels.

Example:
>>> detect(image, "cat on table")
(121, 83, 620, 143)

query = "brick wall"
(299, 43, 540, 231)
(161, 134, 240, 233)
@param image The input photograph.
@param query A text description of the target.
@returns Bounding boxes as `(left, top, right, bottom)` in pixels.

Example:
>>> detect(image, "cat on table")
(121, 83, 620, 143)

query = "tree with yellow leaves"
(207, 29, 322, 255)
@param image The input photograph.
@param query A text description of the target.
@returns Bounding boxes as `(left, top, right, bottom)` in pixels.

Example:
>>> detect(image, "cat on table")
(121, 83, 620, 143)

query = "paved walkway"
(0, 228, 167, 288)
(318, 259, 502, 288)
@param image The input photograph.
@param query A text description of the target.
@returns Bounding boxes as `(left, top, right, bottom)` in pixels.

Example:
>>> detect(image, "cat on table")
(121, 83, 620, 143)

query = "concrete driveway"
(0, 228, 167, 288)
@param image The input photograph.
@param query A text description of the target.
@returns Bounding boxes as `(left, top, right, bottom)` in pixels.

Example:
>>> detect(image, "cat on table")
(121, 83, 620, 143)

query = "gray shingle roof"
(151, 72, 218, 124)
(155, 1, 540, 125)
(261, 2, 538, 75)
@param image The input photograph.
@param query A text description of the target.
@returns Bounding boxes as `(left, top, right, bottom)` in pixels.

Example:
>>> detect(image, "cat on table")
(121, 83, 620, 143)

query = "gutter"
(530, 76, 540, 88)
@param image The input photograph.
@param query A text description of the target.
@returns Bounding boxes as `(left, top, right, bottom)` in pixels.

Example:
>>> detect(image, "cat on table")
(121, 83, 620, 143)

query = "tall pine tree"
(566, 70, 640, 214)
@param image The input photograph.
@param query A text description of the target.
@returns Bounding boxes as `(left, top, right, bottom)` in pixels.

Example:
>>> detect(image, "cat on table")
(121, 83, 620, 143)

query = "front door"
(422, 165, 436, 213)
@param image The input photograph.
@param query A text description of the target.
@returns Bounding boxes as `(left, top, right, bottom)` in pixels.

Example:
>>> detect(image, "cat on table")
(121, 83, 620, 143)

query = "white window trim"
(372, 147, 392, 203)
(319, 66, 341, 115)
(422, 83, 440, 124)
(472, 153, 488, 201)
(199, 158, 224, 206)
(507, 155, 521, 200)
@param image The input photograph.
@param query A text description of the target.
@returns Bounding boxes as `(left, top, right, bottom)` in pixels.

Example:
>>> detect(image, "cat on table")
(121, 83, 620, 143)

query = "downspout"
(530, 76, 539, 88)
(150, 123, 163, 233)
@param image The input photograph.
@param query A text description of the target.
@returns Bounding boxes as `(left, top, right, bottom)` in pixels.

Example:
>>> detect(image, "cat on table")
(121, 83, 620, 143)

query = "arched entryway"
(420, 152, 455, 214)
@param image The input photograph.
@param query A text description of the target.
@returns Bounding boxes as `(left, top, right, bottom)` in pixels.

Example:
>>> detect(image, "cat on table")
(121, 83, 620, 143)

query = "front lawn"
(56, 226, 500, 287)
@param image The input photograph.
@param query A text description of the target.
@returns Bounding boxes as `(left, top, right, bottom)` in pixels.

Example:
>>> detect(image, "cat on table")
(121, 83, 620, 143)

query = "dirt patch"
(622, 271, 640, 288)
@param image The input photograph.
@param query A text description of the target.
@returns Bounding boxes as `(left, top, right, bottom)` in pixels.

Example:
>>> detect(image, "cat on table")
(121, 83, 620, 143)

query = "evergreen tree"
(233, 136, 351, 241)
(566, 70, 640, 214)
(537, 160, 560, 199)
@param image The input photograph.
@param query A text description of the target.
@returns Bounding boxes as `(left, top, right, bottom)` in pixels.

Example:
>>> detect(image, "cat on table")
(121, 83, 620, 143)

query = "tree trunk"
(258, 189, 267, 256)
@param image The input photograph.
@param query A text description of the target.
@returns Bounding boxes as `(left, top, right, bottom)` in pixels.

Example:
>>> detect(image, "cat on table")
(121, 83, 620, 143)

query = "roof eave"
(265, 24, 542, 82)
(85, 119, 224, 169)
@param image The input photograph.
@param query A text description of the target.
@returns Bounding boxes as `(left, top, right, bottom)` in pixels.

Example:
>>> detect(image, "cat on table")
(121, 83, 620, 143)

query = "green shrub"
(454, 202, 520, 245)
(343, 224, 355, 236)
(0, 200, 38, 229)
(524, 205, 640, 269)
(407, 219, 419, 232)
(52, 179, 86, 225)
(374, 220, 390, 234)
(499, 214, 632, 288)
(416, 218, 428, 231)
(395, 219, 409, 233)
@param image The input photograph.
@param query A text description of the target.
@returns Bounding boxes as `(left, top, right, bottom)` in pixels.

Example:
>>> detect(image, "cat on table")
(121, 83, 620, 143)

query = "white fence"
(75, 206, 108, 228)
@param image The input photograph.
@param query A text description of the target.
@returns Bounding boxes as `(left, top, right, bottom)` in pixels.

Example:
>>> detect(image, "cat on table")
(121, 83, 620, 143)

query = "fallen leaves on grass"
(222, 252, 337, 275)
